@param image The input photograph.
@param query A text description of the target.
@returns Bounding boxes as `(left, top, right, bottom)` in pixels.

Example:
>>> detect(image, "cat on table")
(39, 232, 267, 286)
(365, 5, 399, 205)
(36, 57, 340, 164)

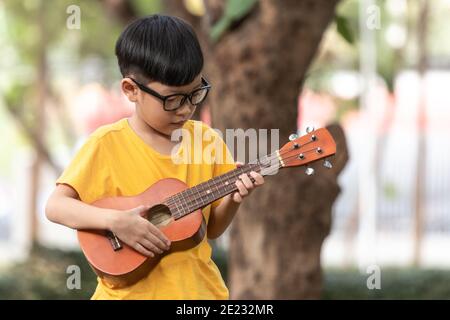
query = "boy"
(45, 14, 264, 299)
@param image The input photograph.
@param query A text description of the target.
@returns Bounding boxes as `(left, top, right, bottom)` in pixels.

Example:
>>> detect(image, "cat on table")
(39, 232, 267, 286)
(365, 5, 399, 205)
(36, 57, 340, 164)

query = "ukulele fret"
(173, 163, 261, 218)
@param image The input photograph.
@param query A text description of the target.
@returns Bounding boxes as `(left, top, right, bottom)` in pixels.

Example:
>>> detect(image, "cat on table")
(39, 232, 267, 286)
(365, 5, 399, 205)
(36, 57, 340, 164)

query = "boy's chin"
(156, 122, 186, 137)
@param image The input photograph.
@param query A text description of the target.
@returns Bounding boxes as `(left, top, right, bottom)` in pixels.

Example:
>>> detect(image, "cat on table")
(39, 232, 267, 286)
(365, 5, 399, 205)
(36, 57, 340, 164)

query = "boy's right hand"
(108, 205, 171, 257)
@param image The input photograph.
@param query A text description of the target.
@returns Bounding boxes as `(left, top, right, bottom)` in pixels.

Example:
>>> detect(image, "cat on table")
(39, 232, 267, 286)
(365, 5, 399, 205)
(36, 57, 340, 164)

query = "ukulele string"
(163, 141, 321, 213)
(166, 147, 323, 221)
(163, 145, 296, 208)
(164, 137, 320, 209)
(164, 138, 317, 207)
(166, 145, 323, 220)
(165, 147, 320, 219)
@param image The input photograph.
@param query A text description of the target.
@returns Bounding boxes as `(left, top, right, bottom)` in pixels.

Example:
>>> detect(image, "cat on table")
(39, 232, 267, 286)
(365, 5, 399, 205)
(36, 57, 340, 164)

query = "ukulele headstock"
(278, 127, 336, 173)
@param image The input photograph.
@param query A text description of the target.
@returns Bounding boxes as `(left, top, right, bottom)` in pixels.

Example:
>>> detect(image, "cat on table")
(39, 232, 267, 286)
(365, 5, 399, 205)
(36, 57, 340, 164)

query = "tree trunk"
(28, 0, 48, 246)
(201, 0, 343, 299)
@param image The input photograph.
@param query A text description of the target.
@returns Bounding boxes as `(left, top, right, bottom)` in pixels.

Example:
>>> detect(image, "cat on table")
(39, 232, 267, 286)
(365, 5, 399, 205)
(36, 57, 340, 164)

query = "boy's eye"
(191, 90, 201, 98)
(167, 95, 182, 102)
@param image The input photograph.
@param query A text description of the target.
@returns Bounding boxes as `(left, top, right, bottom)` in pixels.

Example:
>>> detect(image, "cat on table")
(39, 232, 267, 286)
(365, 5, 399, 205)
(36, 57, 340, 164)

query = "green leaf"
(335, 14, 354, 45)
(210, 0, 259, 42)
(210, 16, 232, 43)
(224, 0, 258, 19)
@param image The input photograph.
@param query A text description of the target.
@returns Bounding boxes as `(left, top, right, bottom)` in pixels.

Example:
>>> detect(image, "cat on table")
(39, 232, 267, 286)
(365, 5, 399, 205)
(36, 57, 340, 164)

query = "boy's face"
(121, 74, 203, 137)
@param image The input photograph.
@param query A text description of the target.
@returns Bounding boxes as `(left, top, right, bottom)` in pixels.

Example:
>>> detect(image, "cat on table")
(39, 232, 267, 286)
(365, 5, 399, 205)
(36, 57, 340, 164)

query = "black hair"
(115, 14, 204, 86)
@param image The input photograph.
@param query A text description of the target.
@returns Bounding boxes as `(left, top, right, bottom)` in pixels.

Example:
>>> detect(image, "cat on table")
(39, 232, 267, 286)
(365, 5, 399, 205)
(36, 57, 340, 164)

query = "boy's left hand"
(230, 162, 264, 204)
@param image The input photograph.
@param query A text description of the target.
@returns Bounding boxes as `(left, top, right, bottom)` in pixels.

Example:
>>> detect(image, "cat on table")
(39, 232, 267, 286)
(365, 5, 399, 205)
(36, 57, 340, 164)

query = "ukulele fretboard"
(163, 159, 277, 219)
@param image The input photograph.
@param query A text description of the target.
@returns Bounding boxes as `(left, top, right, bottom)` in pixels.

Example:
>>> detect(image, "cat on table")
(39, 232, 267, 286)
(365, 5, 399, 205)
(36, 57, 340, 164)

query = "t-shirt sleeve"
(210, 131, 236, 209)
(56, 136, 111, 204)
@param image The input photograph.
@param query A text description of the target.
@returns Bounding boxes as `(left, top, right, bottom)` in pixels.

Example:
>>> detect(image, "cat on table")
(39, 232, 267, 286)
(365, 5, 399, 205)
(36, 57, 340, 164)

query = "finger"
(140, 238, 164, 254)
(145, 231, 170, 251)
(134, 243, 154, 257)
(250, 171, 264, 185)
(133, 205, 151, 217)
(147, 223, 171, 246)
(235, 180, 249, 196)
(232, 192, 243, 203)
(240, 174, 254, 190)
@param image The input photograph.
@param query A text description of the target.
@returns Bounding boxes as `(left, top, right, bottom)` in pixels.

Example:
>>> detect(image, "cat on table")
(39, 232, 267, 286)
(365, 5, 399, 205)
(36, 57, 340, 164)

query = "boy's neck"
(128, 113, 182, 156)
(129, 113, 171, 140)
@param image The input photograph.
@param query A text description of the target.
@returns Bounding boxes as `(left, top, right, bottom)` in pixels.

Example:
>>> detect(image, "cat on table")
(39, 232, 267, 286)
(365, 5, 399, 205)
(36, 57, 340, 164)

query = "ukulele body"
(77, 178, 206, 288)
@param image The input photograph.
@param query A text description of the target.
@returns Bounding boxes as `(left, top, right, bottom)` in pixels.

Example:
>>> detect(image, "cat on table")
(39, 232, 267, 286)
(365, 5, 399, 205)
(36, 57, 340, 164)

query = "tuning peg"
(306, 126, 315, 134)
(305, 167, 315, 176)
(323, 160, 333, 169)
(289, 133, 298, 141)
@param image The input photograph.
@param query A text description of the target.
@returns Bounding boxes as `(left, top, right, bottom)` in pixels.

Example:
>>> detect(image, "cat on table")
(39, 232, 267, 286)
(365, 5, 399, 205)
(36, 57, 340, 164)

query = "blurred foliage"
(5, 0, 114, 62)
(132, 0, 162, 21)
(210, 0, 259, 42)
(0, 0, 162, 155)
(2, 0, 161, 90)
(323, 268, 450, 299)
(306, 0, 432, 95)
(0, 243, 228, 299)
(3, 246, 450, 299)
(335, 97, 359, 121)
(0, 245, 97, 299)
(335, 14, 355, 45)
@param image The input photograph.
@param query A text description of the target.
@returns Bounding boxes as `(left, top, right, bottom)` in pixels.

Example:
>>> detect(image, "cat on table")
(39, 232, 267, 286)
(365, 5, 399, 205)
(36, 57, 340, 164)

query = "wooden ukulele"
(78, 128, 336, 288)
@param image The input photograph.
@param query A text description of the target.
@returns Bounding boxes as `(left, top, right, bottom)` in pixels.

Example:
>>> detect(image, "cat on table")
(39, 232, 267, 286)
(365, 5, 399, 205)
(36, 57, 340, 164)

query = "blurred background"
(1, 0, 450, 299)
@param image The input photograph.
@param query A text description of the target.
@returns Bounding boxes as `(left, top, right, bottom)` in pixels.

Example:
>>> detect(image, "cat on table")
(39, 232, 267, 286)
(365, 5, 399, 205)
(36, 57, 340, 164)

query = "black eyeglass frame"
(128, 77, 211, 111)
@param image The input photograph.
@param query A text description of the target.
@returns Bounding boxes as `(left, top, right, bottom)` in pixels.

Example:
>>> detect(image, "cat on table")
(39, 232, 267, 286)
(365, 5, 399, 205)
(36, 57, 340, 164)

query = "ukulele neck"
(163, 159, 280, 219)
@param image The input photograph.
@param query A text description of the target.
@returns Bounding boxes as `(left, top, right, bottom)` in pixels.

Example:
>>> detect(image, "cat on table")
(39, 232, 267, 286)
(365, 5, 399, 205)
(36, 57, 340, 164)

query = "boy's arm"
(45, 184, 171, 256)
(46, 184, 115, 230)
(207, 195, 240, 240)
(207, 170, 264, 239)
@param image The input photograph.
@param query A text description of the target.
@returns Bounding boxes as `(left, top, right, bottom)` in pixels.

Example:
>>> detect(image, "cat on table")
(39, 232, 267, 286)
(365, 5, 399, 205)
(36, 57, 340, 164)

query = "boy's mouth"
(171, 119, 188, 125)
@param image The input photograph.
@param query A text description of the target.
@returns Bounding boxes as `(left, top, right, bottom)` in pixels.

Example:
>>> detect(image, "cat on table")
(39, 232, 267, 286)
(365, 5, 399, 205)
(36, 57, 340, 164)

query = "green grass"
(2, 245, 450, 299)
(0, 243, 227, 299)
(0, 244, 96, 299)
(323, 268, 450, 299)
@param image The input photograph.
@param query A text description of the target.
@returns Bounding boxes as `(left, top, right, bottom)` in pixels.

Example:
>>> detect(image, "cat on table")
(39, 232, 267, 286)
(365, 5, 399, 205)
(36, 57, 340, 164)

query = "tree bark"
(99, 0, 137, 25)
(200, 0, 343, 299)
(29, 0, 48, 246)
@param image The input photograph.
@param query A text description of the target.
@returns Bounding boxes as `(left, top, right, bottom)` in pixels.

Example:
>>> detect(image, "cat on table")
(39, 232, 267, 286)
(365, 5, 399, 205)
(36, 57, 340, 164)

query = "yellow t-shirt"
(56, 118, 236, 300)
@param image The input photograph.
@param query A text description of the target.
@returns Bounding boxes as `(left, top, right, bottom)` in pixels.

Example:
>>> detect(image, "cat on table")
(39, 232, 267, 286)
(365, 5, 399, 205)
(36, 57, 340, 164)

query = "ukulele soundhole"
(147, 204, 173, 227)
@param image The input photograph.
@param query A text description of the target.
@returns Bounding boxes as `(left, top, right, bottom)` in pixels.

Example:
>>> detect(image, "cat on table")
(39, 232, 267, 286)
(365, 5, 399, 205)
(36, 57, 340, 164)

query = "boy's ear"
(121, 78, 139, 102)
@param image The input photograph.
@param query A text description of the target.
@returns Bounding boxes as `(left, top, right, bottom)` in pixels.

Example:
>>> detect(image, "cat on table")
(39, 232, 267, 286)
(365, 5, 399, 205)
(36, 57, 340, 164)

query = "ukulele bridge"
(106, 231, 122, 251)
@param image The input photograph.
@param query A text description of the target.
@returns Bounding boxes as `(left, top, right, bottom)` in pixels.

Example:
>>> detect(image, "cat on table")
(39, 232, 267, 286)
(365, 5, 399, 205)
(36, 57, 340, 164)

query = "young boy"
(45, 14, 264, 299)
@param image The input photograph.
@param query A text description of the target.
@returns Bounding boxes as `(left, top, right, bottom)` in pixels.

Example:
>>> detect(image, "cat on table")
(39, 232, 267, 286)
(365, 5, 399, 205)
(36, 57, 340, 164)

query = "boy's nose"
(175, 101, 195, 116)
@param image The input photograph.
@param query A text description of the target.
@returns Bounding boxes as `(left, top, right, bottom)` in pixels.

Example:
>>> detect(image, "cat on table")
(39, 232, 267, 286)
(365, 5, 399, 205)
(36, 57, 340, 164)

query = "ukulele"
(78, 128, 336, 288)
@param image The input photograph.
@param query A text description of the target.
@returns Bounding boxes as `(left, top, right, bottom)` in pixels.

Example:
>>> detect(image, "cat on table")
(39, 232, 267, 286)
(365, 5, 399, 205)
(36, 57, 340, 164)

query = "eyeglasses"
(129, 77, 211, 111)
